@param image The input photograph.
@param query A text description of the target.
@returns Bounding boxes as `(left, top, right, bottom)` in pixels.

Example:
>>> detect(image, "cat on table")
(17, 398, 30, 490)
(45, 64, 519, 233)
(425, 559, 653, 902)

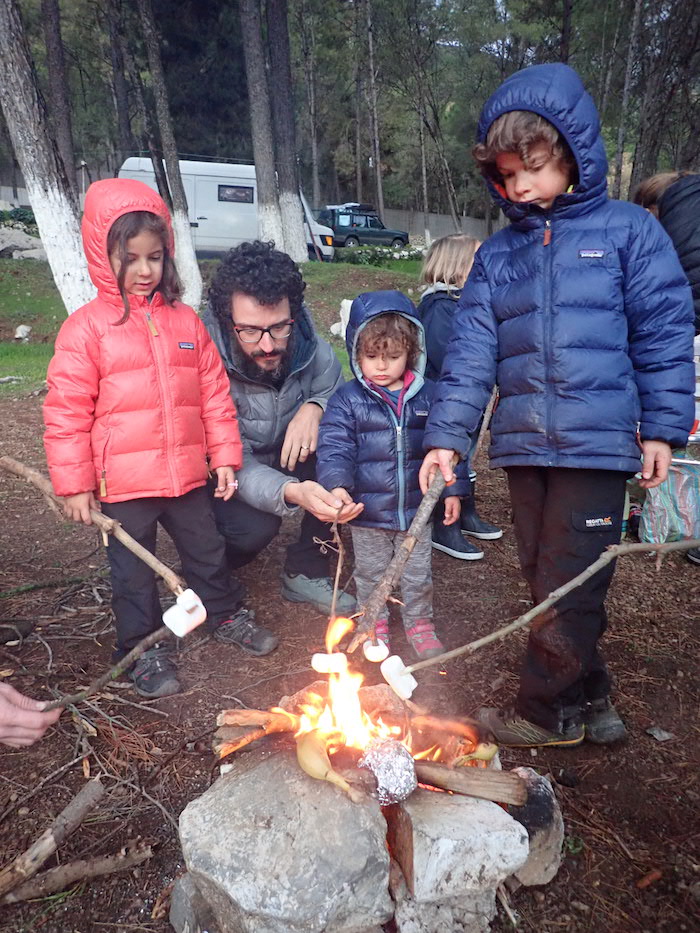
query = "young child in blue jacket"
(421, 63, 695, 748)
(317, 290, 463, 659)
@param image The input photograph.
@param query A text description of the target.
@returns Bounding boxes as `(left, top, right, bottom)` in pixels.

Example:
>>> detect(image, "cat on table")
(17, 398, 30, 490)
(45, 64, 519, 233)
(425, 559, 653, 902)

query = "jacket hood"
(659, 173, 700, 218)
(82, 178, 175, 304)
(477, 63, 608, 225)
(346, 290, 426, 387)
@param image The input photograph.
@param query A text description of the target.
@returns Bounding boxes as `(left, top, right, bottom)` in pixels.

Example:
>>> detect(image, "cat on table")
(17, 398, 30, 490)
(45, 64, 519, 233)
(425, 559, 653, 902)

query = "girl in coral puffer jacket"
(44, 179, 278, 699)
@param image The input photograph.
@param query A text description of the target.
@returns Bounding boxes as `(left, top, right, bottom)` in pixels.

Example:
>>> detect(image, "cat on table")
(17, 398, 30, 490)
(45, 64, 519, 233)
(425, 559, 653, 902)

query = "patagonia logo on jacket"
(178, 341, 195, 349)
(579, 249, 605, 259)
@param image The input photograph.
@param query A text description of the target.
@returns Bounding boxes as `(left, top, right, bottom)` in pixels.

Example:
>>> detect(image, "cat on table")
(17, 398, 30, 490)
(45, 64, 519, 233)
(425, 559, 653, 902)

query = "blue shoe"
(432, 520, 484, 560)
(281, 572, 356, 615)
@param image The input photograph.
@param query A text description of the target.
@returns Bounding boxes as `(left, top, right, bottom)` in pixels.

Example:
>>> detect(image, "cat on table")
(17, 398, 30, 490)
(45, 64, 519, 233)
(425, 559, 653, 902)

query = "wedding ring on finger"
(300, 445, 310, 450)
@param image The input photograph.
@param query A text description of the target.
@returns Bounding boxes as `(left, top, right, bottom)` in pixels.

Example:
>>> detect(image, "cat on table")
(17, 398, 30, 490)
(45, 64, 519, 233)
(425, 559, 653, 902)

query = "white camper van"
(118, 158, 334, 260)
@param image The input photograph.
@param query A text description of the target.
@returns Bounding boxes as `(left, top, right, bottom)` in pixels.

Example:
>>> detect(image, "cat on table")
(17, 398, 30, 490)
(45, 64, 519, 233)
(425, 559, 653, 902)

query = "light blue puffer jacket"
(423, 64, 695, 472)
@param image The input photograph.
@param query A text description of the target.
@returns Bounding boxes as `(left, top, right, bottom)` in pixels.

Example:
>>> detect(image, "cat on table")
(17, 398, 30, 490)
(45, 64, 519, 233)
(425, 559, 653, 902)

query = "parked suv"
(317, 203, 409, 248)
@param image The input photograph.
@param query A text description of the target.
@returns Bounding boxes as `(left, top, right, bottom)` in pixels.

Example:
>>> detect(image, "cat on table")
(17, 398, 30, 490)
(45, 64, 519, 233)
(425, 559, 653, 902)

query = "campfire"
(212, 616, 525, 809)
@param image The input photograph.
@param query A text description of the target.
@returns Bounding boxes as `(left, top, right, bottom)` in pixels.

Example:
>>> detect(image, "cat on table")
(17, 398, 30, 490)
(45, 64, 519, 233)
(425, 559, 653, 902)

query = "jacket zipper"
(394, 417, 406, 531)
(145, 307, 179, 493)
(543, 218, 554, 462)
(100, 432, 112, 497)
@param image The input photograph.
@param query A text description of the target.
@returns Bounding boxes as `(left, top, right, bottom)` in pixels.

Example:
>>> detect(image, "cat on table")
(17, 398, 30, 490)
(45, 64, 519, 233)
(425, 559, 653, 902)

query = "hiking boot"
(432, 519, 484, 560)
(405, 619, 444, 660)
(213, 607, 279, 656)
(129, 643, 181, 698)
(281, 572, 356, 615)
(584, 697, 628, 744)
(461, 480, 503, 540)
(363, 618, 390, 659)
(686, 547, 700, 566)
(478, 707, 584, 748)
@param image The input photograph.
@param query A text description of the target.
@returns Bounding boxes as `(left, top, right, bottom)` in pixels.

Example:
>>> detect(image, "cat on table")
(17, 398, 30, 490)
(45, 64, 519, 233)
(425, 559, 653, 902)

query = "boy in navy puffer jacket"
(421, 64, 695, 748)
(317, 291, 464, 659)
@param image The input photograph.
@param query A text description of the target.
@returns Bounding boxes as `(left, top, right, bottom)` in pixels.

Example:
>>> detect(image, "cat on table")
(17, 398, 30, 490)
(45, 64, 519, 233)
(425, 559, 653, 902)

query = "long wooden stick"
(348, 470, 447, 652)
(1, 844, 153, 904)
(0, 456, 185, 595)
(406, 536, 700, 675)
(0, 778, 105, 898)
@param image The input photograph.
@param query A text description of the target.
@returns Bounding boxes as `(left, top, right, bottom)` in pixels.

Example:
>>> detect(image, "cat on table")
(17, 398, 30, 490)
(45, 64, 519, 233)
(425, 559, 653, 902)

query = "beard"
(231, 331, 294, 387)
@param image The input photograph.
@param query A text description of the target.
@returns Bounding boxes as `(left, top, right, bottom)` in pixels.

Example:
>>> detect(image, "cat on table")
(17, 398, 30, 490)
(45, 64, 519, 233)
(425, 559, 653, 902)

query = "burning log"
(413, 761, 526, 807)
(213, 709, 300, 760)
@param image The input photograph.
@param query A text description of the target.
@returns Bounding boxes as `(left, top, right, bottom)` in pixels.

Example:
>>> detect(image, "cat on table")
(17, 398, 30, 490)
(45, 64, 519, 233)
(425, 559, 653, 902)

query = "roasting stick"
(0, 456, 208, 710)
(381, 535, 700, 699)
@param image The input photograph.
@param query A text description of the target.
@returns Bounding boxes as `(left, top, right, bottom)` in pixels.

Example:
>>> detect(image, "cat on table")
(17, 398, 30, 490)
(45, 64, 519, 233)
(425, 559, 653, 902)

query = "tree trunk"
(136, 0, 202, 308)
(611, 0, 643, 200)
(365, 0, 384, 220)
(355, 68, 363, 202)
(418, 101, 430, 247)
(297, 0, 321, 208)
(40, 0, 77, 194)
(106, 0, 135, 170)
(560, 0, 573, 63)
(121, 34, 171, 210)
(598, 0, 625, 120)
(239, 0, 285, 248)
(266, 0, 308, 263)
(0, 0, 93, 314)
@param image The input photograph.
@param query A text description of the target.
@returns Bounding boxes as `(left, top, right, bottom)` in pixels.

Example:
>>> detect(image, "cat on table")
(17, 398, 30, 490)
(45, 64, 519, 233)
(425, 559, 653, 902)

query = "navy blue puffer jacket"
(424, 64, 695, 472)
(318, 291, 466, 530)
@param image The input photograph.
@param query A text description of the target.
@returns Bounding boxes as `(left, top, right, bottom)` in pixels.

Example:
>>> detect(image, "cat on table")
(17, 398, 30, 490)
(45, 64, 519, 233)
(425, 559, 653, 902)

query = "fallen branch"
(406, 536, 700, 675)
(413, 761, 527, 806)
(1, 844, 153, 904)
(348, 470, 447, 651)
(0, 778, 105, 898)
(213, 708, 300, 760)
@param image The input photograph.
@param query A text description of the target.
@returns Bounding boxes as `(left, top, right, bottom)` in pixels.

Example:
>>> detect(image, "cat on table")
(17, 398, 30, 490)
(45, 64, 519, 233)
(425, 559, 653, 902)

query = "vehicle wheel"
(344, 236, 360, 248)
(391, 237, 405, 248)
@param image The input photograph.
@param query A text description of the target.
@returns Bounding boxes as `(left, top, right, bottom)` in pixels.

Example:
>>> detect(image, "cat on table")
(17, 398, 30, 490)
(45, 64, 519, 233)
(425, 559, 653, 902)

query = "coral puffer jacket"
(44, 179, 242, 503)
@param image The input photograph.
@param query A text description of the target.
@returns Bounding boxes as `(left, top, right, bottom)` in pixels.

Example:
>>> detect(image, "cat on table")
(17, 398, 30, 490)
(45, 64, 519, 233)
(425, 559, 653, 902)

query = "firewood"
(0, 778, 105, 898)
(216, 708, 300, 731)
(213, 708, 300, 760)
(414, 761, 527, 806)
(0, 844, 153, 904)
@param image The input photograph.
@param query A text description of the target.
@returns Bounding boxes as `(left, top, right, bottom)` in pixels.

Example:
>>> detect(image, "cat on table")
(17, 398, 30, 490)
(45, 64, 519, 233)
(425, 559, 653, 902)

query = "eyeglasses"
(232, 320, 294, 343)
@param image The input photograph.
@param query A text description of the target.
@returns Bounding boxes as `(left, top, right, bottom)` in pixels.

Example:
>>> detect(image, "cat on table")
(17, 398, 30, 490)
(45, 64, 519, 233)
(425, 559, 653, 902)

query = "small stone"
(572, 900, 591, 913)
(530, 748, 538, 757)
(533, 890, 545, 904)
(17, 807, 29, 816)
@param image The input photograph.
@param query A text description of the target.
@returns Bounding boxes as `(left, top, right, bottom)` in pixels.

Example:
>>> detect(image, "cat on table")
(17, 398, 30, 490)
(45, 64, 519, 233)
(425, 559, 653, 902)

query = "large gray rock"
(386, 787, 529, 904)
(0, 226, 41, 253)
(178, 744, 393, 933)
(170, 872, 221, 933)
(509, 767, 564, 886)
(389, 859, 496, 933)
(14, 246, 47, 261)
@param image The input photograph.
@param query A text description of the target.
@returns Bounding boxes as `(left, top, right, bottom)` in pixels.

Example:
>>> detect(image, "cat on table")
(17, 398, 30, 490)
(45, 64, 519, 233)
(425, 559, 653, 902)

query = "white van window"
(218, 185, 254, 204)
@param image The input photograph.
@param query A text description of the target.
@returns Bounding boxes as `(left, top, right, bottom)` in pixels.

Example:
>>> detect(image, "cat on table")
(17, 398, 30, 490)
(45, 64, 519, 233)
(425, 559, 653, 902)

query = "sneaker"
(461, 513, 503, 540)
(432, 521, 484, 561)
(478, 706, 584, 748)
(584, 697, 628, 744)
(213, 607, 279, 656)
(281, 572, 357, 615)
(129, 643, 181, 698)
(405, 619, 445, 660)
(686, 547, 700, 566)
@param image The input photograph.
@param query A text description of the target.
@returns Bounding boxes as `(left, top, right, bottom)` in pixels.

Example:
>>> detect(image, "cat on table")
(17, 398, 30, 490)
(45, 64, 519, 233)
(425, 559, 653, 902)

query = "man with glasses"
(204, 240, 362, 620)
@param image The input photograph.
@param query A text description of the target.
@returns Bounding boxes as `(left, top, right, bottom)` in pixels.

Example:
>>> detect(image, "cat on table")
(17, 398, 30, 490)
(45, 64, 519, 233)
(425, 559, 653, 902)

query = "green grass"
(0, 343, 54, 396)
(0, 258, 65, 336)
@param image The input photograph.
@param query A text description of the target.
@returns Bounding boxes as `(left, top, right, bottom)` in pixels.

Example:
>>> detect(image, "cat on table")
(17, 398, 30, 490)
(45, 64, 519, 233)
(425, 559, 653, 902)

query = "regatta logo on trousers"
(178, 342, 195, 349)
(585, 515, 613, 528)
(579, 249, 605, 259)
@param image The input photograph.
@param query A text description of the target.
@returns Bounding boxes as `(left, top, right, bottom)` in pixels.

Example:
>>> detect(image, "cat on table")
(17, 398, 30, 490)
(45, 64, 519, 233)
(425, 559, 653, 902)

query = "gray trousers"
(350, 525, 433, 626)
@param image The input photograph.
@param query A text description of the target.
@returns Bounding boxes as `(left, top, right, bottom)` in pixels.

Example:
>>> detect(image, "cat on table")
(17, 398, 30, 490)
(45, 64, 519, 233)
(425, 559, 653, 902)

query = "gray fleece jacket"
(203, 303, 343, 516)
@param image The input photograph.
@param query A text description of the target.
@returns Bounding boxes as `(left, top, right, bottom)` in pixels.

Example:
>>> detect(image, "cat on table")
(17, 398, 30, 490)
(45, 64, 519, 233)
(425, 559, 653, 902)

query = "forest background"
(1, 0, 699, 231)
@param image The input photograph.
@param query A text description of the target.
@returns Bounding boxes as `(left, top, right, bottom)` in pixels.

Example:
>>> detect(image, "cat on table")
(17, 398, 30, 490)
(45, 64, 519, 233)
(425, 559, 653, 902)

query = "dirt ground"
(0, 395, 698, 933)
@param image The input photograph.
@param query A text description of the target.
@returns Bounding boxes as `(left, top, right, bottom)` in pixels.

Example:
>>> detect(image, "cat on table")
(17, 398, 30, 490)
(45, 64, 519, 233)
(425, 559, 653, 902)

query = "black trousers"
(506, 467, 628, 730)
(101, 486, 242, 656)
(210, 455, 330, 579)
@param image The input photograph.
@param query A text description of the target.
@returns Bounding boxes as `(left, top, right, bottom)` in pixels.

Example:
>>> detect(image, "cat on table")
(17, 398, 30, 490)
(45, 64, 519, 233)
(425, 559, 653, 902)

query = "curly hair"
(357, 313, 421, 372)
(209, 240, 306, 326)
(473, 111, 576, 188)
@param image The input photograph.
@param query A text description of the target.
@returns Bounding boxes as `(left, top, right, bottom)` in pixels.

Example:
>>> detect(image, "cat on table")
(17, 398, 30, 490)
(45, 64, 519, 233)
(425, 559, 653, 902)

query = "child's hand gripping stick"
(162, 588, 207, 637)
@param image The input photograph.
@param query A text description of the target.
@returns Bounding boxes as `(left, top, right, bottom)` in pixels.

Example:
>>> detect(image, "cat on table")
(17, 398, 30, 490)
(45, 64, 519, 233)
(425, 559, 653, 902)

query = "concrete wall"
(383, 208, 500, 242)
